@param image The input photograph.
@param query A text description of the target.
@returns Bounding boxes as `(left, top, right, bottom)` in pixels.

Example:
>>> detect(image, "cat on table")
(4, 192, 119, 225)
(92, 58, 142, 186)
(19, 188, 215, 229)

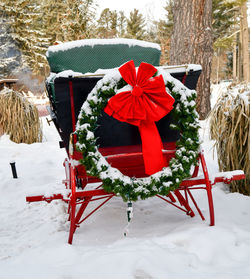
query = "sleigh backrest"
(46, 38, 161, 74)
(46, 65, 201, 151)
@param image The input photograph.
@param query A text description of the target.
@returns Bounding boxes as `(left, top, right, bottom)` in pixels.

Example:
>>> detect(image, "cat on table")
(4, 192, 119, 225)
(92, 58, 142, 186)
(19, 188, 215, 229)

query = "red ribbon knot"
(104, 60, 175, 175)
(132, 85, 143, 97)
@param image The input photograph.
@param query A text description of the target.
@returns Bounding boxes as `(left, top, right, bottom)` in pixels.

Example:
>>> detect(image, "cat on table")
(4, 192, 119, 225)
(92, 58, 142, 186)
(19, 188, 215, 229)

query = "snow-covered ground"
(1, 89, 250, 278)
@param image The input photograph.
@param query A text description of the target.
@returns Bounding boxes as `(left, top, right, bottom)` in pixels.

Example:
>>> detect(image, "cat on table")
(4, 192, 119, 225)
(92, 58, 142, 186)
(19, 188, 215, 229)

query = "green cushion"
(46, 39, 161, 74)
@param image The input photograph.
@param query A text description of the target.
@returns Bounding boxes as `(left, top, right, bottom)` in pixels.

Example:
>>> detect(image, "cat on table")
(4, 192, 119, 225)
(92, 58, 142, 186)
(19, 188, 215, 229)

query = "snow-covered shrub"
(0, 87, 42, 143)
(210, 83, 249, 194)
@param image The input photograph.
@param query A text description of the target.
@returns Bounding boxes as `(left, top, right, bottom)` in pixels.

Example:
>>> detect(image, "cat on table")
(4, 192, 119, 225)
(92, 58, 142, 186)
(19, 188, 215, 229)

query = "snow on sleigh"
(26, 38, 245, 244)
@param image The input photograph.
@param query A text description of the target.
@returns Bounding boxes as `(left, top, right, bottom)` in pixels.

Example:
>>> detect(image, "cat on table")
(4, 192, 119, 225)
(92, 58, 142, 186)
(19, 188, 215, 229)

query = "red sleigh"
(26, 39, 245, 244)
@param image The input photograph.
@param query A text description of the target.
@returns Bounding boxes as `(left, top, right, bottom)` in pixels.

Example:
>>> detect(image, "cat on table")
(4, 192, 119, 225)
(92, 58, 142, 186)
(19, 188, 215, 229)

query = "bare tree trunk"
(170, 0, 213, 120)
(240, 1, 249, 82)
(233, 34, 237, 81)
(239, 26, 243, 80)
(216, 50, 220, 84)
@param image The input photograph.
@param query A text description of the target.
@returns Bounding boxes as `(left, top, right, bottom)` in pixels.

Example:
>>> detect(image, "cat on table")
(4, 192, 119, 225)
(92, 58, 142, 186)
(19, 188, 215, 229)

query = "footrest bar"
(26, 193, 66, 203)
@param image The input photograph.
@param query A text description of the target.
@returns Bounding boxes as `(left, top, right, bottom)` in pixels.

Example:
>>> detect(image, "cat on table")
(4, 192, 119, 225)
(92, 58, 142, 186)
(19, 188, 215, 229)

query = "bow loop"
(136, 62, 157, 87)
(119, 60, 137, 86)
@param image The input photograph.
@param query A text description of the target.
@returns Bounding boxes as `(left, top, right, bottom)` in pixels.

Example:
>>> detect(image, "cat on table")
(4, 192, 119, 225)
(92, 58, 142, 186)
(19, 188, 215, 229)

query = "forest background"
(0, 0, 249, 96)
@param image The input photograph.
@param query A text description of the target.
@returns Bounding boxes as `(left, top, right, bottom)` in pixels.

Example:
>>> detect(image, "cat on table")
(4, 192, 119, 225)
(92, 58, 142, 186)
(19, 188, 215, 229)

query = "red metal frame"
(26, 146, 245, 244)
(26, 79, 246, 244)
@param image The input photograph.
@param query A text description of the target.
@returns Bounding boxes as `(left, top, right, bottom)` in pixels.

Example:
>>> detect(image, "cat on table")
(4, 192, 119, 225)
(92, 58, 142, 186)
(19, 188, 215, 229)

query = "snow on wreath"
(76, 60, 200, 201)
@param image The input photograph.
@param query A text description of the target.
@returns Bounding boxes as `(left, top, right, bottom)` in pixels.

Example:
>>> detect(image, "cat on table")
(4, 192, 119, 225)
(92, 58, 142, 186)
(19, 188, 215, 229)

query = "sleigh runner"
(26, 39, 245, 244)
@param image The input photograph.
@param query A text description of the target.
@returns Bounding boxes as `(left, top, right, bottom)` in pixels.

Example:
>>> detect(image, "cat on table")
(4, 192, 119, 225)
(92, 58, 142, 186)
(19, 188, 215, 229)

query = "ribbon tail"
(139, 121, 166, 175)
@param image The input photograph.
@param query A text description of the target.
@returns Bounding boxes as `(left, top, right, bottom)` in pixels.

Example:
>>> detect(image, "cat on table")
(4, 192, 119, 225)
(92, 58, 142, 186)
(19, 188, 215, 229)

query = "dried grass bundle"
(210, 83, 249, 194)
(0, 87, 42, 144)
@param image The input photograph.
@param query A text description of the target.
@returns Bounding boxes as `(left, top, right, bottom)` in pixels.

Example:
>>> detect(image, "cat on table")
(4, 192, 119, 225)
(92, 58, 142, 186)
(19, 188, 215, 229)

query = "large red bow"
(104, 60, 175, 175)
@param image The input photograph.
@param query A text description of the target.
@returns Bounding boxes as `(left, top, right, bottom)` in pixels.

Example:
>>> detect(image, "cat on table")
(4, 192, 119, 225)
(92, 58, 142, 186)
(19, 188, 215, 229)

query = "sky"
(96, 0, 167, 21)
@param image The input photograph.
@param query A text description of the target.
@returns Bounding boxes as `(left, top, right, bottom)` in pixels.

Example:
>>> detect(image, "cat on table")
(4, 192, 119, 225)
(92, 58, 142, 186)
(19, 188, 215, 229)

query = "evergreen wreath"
(76, 67, 200, 201)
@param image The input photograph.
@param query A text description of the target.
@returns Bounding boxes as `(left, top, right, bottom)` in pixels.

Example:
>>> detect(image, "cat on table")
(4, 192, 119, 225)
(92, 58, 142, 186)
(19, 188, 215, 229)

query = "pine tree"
(62, 0, 97, 40)
(97, 8, 112, 38)
(41, 0, 68, 42)
(117, 11, 127, 37)
(109, 10, 118, 37)
(97, 8, 123, 38)
(170, 0, 213, 120)
(0, 0, 98, 75)
(156, 20, 171, 64)
(164, 0, 239, 42)
(0, 0, 48, 75)
(0, 11, 22, 77)
(126, 9, 145, 40)
(212, 0, 249, 82)
(212, 0, 239, 42)
(41, 0, 97, 42)
(78, 0, 97, 38)
(155, 2, 174, 64)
